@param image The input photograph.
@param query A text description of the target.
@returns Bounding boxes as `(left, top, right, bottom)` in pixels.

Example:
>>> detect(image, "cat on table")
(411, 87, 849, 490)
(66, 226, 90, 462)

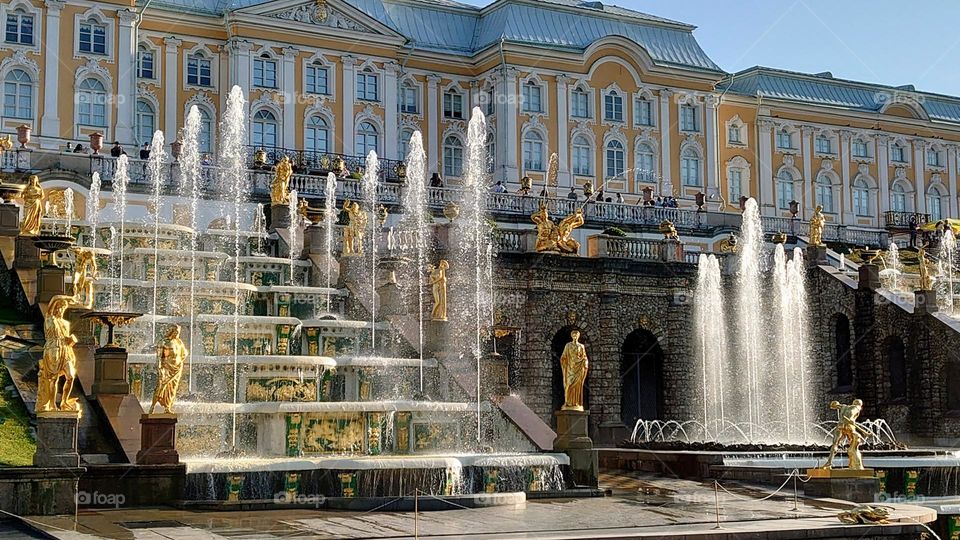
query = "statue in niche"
(19, 175, 44, 236)
(149, 325, 188, 414)
(428, 260, 449, 321)
(559, 329, 589, 411)
(271, 156, 293, 206)
(36, 295, 80, 413)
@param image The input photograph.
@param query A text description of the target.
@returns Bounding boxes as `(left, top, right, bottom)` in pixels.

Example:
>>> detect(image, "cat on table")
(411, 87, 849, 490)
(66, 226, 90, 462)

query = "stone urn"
(89, 132, 104, 155)
(443, 202, 459, 222)
(170, 140, 183, 161)
(16, 125, 30, 148)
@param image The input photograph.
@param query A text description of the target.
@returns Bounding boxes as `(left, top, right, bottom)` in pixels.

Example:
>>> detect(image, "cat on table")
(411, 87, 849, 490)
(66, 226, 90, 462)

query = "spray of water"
(113, 156, 130, 310)
(401, 132, 428, 390)
(735, 198, 763, 439)
(181, 106, 202, 392)
(147, 131, 167, 344)
(883, 243, 903, 292)
(87, 172, 102, 248)
(288, 189, 300, 285)
(324, 173, 337, 311)
(939, 229, 956, 313)
(361, 152, 379, 352)
(694, 254, 725, 439)
(63, 188, 74, 237)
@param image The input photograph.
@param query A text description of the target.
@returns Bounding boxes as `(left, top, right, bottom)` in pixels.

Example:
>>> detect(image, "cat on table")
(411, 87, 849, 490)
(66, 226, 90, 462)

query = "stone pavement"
(21, 470, 935, 539)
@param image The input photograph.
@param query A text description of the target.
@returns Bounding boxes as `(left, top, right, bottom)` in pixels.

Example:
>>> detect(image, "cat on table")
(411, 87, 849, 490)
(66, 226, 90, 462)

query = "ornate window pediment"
(264, 1, 377, 34)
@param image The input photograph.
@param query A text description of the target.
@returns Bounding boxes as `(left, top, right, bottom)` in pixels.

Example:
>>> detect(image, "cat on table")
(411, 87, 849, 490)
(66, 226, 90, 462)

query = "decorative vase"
(89, 132, 104, 155)
(16, 125, 30, 148)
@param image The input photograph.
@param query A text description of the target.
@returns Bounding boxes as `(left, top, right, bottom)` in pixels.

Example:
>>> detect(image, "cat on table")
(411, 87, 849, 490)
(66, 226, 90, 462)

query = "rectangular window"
(253, 58, 277, 88)
(891, 146, 906, 163)
(400, 86, 418, 114)
(604, 94, 623, 122)
(5, 13, 33, 45)
(482, 91, 494, 116)
(680, 105, 698, 132)
(777, 181, 794, 209)
(681, 157, 701, 186)
(443, 92, 463, 119)
(523, 141, 543, 171)
(572, 146, 591, 176)
(729, 168, 743, 202)
(187, 56, 211, 86)
(356, 73, 379, 101)
(137, 50, 154, 79)
(305, 65, 328, 95)
(606, 147, 625, 178)
(728, 125, 741, 144)
(571, 91, 589, 118)
(522, 84, 542, 113)
(79, 22, 107, 55)
(853, 140, 868, 158)
(635, 98, 653, 126)
(927, 150, 941, 167)
(815, 137, 832, 154)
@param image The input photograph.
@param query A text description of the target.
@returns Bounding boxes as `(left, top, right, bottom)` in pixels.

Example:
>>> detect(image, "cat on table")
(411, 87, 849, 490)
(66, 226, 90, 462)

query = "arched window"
(606, 140, 625, 179)
(135, 100, 155, 145)
(522, 131, 544, 171)
(835, 315, 853, 389)
(198, 108, 213, 154)
(443, 136, 463, 177)
(355, 121, 378, 156)
(251, 109, 278, 149)
(891, 182, 908, 213)
(398, 128, 414, 161)
(305, 115, 329, 154)
(680, 147, 700, 186)
(636, 143, 655, 181)
(853, 177, 871, 216)
(3, 69, 33, 119)
(927, 184, 946, 221)
(815, 175, 834, 213)
(571, 135, 592, 176)
(137, 45, 155, 79)
(887, 337, 907, 401)
(776, 169, 794, 209)
(77, 78, 106, 127)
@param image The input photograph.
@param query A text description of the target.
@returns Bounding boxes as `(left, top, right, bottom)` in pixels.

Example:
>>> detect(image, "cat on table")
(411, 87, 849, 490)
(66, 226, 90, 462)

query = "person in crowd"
(492, 181, 507, 193)
(595, 189, 604, 202)
(655, 196, 663, 207)
(567, 187, 578, 200)
(110, 141, 125, 157)
(72, 144, 85, 153)
(430, 173, 444, 188)
(909, 214, 918, 248)
(139, 143, 150, 160)
(615, 193, 624, 204)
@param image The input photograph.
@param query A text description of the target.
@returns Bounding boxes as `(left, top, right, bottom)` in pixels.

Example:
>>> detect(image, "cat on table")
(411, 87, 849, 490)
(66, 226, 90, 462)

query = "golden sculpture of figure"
(349, 201, 367, 255)
(341, 200, 355, 256)
(556, 209, 584, 254)
(532, 204, 583, 254)
(659, 219, 679, 241)
(72, 248, 97, 309)
(19, 175, 44, 236)
(428, 260, 449, 321)
(271, 156, 293, 206)
(36, 295, 80, 413)
(918, 245, 933, 290)
(531, 203, 559, 252)
(810, 205, 826, 247)
(559, 330, 589, 411)
(821, 399, 867, 470)
(297, 198, 309, 222)
(149, 325, 189, 414)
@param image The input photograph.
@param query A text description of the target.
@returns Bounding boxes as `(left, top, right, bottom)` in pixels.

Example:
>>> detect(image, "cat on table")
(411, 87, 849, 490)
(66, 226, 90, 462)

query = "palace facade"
(2, 0, 960, 228)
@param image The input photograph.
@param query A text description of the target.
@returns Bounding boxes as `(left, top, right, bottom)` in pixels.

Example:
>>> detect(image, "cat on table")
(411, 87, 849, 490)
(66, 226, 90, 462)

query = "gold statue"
(341, 200, 355, 255)
(532, 203, 559, 252)
(555, 209, 584, 254)
(918, 245, 933, 290)
(149, 325, 188, 414)
(531, 203, 584, 254)
(348, 201, 367, 254)
(559, 329, 588, 411)
(271, 156, 293, 206)
(659, 219, 679, 241)
(810, 205, 826, 247)
(36, 295, 80, 413)
(428, 260, 449, 321)
(72, 248, 97, 309)
(821, 399, 867, 470)
(297, 198, 309, 222)
(19, 175, 44, 236)
(0, 135, 12, 153)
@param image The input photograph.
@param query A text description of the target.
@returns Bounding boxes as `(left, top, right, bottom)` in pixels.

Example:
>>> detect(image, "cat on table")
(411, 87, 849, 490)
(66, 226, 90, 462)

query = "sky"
(457, 0, 960, 96)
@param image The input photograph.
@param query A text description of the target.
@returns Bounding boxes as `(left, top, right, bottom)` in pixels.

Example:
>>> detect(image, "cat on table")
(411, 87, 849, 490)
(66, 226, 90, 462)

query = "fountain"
(87, 172, 101, 248)
(938, 228, 956, 313)
(323, 173, 336, 311)
(881, 243, 903, 291)
(694, 254, 725, 440)
(147, 131, 166, 343)
(181, 106, 202, 391)
(400, 132, 428, 390)
(361, 151, 379, 351)
(734, 198, 764, 439)
(113, 156, 129, 310)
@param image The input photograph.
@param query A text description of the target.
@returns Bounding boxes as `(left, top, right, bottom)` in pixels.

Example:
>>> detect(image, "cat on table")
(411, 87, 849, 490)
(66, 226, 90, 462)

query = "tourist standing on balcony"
(139, 144, 150, 160)
(110, 142, 126, 158)
(72, 144, 85, 154)
(430, 173, 444, 188)
(567, 187, 578, 201)
(492, 181, 507, 194)
(909, 214, 918, 248)
(615, 193, 624, 204)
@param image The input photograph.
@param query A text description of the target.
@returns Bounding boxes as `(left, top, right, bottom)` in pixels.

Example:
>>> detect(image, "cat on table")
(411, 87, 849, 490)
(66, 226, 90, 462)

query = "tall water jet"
(87, 172, 101, 248)
(882, 243, 903, 292)
(324, 173, 337, 311)
(252, 204, 266, 256)
(400, 132, 427, 390)
(694, 253, 725, 440)
(181, 106, 203, 391)
(787, 247, 812, 441)
(939, 228, 956, 313)
(288, 189, 300, 285)
(734, 198, 763, 440)
(63, 188, 74, 237)
(361, 151, 379, 351)
(147, 131, 166, 344)
(113, 155, 130, 310)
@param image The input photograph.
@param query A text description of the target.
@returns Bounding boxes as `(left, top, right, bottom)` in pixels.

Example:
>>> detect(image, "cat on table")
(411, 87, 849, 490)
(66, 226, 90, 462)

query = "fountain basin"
(127, 354, 437, 368)
(184, 452, 569, 474)
(164, 400, 481, 414)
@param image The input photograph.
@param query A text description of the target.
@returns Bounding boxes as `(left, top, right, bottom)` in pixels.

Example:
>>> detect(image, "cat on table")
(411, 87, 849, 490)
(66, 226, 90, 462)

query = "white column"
(341, 55, 356, 155)
(556, 74, 571, 188)
(949, 146, 959, 218)
(116, 9, 137, 144)
(383, 61, 399, 162)
(39, 0, 64, 144)
(704, 94, 719, 200)
(426, 74, 440, 174)
(658, 90, 672, 196)
(801, 126, 813, 219)
(840, 130, 853, 223)
(914, 139, 926, 213)
(503, 67, 519, 183)
(469, 80, 480, 110)
(877, 136, 890, 217)
(163, 37, 182, 144)
(280, 47, 298, 149)
(758, 118, 774, 215)
(228, 39, 253, 102)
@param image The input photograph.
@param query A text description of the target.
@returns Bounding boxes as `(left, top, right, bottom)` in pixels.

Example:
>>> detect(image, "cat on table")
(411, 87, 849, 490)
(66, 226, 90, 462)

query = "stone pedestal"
(423, 319, 449, 358)
(858, 263, 880, 290)
(806, 244, 828, 266)
(661, 238, 683, 262)
(271, 204, 291, 229)
(554, 409, 598, 488)
(480, 353, 509, 397)
(0, 202, 19, 236)
(915, 290, 938, 314)
(36, 265, 67, 303)
(136, 414, 179, 465)
(93, 346, 130, 395)
(377, 281, 403, 316)
(33, 411, 81, 468)
(432, 223, 452, 256)
(305, 224, 327, 255)
(338, 255, 364, 288)
(13, 235, 39, 269)
(804, 468, 878, 503)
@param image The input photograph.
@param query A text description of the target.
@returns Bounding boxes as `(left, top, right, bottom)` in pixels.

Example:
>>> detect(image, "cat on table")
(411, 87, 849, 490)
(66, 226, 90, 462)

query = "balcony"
(884, 211, 928, 230)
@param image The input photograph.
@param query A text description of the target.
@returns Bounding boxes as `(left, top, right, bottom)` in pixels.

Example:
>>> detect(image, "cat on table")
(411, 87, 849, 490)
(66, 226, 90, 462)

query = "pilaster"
(281, 47, 298, 148)
(913, 139, 926, 213)
(840, 130, 853, 223)
(556, 74, 571, 188)
(704, 94, 719, 200)
(658, 90, 673, 196)
(341, 55, 357, 155)
(758, 118, 774, 215)
(163, 37, 182, 144)
(228, 39, 253, 106)
(949, 145, 959, 217)
(383, 61, 400, 162)
(877, 136, 890, 215)
(801, 126, 814, 219)
(426, 74, 440, 173)
(116, 9, 138, 144)
(40, 0, 65, 144)
(503, 67, 519, 182)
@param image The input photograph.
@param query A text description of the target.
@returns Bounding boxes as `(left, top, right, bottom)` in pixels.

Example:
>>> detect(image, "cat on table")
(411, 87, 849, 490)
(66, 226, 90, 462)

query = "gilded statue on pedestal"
(531, 203, 584, 254)
(149, 325, 188, 414)
(810, 205, 826, 247)
(428, 260, 449, 321)
(36, 295, 80, 413)
(72, 248, 97, 309)
(348, 201, 367, 254)
(271, 156, 293, 206)
(559, 329, 588, 411)
(821, 399, 867, 470)
(341, 200, 355, 255)
(918, 245, 933, 290)
(19, 175, 44, 236)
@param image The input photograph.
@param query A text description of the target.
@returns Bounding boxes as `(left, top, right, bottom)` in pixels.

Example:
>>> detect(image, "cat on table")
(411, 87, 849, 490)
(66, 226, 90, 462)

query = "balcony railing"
(884, 211, 929, 229)
(243, 145, 405, 183)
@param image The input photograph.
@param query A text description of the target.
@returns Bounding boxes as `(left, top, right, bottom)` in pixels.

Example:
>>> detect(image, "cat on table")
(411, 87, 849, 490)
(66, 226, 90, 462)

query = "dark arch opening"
(551, 326, 590, 425)
(886, 336, 907, 401)
(620, 329, 664, 428)
(834, 314, 853, 389)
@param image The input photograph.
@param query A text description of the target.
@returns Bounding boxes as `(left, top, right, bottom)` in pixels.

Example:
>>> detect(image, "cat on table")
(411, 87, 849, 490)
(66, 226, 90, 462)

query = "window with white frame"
(891, 182, 908, 212)
(815, 175, 834, 213)
(635, 96, 653, 126)
(399, 129, 413, 160)
(727, 124, 742, 145)
(305, 62, 329, 95)
(399, 82, 418, 114)
(253, 55, 277, 89)
(927, 148, 942, 167)
(356, 70, 378, 101)
(135, 100, 155, 144)
(76, 78, 106, 127)
(680, 147, 701, 186)
(776, 169, 794, 209)
(481, 89, 495, 117)
(728, 167, 743, 202)
(853, 177, 871, 216)
(355, 121, 378, 156)
(636, 143, 655, 181)
(252, 110, 278, 148)
(852, 139, 869, 159)
(522, 81, 542, 113)
(79, 20, 107, 55)
(680, 104, 698, 132)
(137, 46, 155, 79)
(198, 108, 213, 154)
(891, 142, 907, 163)
(776, 129, 793, 150)
(5, 10, 33, 45)
(571, 135, 592, 176)
(927, 185, 946, 221)
(443, 136, 464, 177)
(443, 90, 463, 119)
(571, 87, 590, 118)
(187, 54, 212, 86)
(522, 131, 544, 171)
(305, 115, 329, 154)
(606, 140, 625, 179)
(604, 91, 624, 122)
(3, 69, 32, 119)
(815, 135, 833, 155)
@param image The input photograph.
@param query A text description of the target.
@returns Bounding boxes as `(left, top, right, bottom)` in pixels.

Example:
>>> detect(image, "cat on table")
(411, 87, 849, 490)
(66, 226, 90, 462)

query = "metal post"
(713, 480, 722, 529)
(414, 488, 419, 539)
(791, 470, 800, 513)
